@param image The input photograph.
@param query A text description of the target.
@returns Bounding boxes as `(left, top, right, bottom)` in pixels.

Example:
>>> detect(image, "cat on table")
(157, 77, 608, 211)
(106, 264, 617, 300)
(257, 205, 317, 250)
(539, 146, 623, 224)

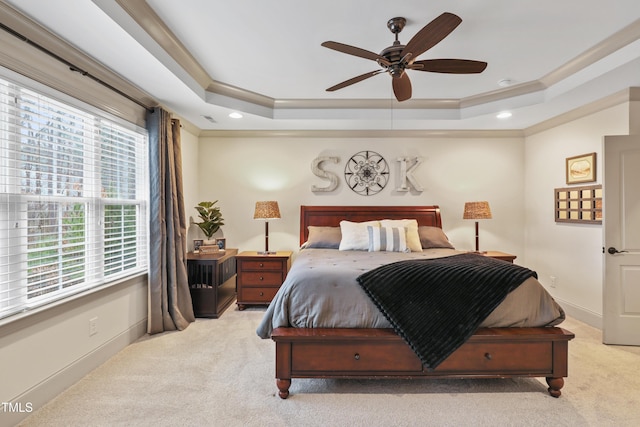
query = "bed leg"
(276, 379, 291, 399)
(546, 377, 564, 397)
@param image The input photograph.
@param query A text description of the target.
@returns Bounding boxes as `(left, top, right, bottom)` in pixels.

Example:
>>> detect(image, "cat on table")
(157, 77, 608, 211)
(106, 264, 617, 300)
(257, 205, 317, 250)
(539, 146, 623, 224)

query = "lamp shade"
(253, 201, 281, 220)
(463, 201, 492, 220)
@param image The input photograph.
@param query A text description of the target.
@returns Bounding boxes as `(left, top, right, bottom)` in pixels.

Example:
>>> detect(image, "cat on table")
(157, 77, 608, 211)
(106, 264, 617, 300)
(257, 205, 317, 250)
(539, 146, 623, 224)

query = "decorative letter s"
(311, 156, 339, 192)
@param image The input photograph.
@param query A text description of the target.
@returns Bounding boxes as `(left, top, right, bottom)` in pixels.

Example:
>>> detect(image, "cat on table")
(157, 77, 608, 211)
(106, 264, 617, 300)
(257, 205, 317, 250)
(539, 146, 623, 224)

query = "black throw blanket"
(356, 253, 537, 369)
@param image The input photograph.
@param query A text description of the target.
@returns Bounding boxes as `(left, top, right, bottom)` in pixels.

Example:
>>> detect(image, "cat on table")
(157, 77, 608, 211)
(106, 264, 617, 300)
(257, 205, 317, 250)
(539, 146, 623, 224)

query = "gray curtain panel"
(147, 108, 194, 334)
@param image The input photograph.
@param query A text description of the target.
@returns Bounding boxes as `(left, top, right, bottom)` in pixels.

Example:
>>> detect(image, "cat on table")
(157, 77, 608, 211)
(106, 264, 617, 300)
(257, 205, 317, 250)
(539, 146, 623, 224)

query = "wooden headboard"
(300, 205, 442, 245)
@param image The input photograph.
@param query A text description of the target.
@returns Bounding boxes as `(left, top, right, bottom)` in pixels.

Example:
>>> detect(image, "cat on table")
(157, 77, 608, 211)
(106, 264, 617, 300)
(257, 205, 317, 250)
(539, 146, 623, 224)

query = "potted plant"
(194, 200, 224, 244)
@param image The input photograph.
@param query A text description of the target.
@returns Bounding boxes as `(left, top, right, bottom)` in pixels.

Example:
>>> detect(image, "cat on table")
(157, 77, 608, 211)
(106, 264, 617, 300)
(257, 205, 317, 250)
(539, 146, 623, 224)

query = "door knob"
(608, 247, 628, 254)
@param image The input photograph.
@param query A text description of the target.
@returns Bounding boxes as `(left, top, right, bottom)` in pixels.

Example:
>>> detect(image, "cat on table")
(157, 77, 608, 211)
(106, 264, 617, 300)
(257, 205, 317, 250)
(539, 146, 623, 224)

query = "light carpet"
(18, 308, 640, 427)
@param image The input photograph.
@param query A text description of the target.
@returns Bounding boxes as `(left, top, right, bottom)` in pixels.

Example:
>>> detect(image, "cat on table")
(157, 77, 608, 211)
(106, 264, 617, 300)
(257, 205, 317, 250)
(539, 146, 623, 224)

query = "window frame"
(0, 69, 149, 321)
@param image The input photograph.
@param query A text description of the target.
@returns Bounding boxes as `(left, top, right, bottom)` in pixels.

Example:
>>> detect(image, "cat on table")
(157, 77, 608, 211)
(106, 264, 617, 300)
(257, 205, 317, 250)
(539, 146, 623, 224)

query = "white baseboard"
(5, 319, 147, 426)
(555, 297, 602, 329)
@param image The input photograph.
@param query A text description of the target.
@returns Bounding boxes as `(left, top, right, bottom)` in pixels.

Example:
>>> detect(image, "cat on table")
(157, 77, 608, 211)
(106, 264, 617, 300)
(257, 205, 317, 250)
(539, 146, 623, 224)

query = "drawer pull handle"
(259, 276, 264, 281)
(354, 353, 360, 360)
(259, 292, 264, 296)
(484, 352, 492, 361)
(259, 263, 264, 267)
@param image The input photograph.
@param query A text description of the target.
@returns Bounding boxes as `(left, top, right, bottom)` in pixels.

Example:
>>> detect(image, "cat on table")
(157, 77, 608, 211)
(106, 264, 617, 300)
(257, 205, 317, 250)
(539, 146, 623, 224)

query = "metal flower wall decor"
(344, 151, 389, 196)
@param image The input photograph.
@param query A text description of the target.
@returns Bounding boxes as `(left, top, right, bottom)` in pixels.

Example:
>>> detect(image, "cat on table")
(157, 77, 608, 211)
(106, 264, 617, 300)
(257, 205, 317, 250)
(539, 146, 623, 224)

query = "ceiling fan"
(321, 12, 487, 102)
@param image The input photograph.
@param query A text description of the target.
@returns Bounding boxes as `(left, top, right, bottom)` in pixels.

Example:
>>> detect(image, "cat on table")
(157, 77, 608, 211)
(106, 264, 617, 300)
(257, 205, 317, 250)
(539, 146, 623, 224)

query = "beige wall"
(189, 135, 526, 258)
(183, 101, 633, 329)
(524, 103, 630, 327)
(180, 126, 201, 239)
(1, 100, 633, 426)
(0, 36, 151, 423)
(0, 276, 147, 426)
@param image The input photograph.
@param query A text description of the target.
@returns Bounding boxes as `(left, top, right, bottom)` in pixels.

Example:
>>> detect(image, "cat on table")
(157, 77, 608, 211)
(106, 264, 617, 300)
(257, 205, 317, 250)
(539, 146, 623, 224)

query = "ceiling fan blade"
(409, 59, 488, 74)
(401, 12, 462, 60)
(326, 70, 384, 92)
(392, 72, 412, 102)
(322, 41, 390, 66)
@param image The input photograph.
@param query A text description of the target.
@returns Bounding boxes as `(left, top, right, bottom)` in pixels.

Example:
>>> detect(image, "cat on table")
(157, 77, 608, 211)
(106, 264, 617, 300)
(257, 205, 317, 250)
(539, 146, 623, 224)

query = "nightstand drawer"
(236, 251, 292, 310)
(241, 259, 284, 270)
(239, 271, 283, 286)
(240, 287, 279, 303)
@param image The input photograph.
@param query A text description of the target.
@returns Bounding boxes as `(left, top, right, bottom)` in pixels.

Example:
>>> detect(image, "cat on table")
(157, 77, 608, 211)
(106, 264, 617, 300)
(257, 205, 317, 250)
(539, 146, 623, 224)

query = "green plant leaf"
(194, 200, 224, 238)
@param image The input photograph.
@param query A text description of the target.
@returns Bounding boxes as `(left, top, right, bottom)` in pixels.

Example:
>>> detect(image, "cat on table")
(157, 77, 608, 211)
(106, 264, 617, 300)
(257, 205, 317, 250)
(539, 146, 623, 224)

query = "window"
(0, 75, 148, 320)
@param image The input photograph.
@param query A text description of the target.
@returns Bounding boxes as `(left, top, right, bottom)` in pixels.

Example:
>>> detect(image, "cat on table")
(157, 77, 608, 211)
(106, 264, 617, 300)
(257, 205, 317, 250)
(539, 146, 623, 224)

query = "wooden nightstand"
(187, 249, 237, 318)
(482, 251, 517, 263)
(236, 251, 292, 310)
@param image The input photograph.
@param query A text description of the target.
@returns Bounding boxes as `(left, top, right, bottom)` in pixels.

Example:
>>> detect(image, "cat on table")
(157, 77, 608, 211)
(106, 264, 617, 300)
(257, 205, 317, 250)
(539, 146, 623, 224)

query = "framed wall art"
(566, 152, 596, 184)
(554, 184, 602, 224)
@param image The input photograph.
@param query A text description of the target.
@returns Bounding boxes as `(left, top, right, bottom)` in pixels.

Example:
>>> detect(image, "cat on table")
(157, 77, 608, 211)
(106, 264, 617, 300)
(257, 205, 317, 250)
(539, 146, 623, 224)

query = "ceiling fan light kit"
(322, 12, 488, 102)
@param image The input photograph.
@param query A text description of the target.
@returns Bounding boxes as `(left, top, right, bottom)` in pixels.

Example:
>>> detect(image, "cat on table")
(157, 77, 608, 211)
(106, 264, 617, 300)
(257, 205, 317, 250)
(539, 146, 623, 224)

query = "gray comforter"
(256, 248, 565, 339)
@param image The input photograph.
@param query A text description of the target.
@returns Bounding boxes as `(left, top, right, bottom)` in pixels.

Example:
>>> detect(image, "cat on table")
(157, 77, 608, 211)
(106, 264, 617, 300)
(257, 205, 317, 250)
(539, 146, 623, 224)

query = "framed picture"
(566, 152, 596, 184)
(193, 239, 203, 252)
(216, 238, 226, 250)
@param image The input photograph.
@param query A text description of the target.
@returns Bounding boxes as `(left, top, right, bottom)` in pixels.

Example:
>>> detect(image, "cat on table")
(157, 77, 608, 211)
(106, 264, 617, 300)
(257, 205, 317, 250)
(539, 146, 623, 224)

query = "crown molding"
(197, 87, 639, 138)
(114, 0, 212, 90)
(273, 98, 461, 110)
(0, 1, 154, 126)
(198, 129, 524, 139)
(122, 1, 640, 122)
(540, 19, 640, 88)
(115, 1, 530, 112)
(8, 0, 636, 133)
(118, 0, 547, 111)
(524, 87, 639, 136)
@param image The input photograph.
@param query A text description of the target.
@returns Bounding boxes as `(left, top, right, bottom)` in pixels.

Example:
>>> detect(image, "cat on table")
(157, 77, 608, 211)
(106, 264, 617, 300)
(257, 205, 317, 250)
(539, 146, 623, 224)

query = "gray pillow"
(418, 226, 455, 249)
(304, 226, 342, 249)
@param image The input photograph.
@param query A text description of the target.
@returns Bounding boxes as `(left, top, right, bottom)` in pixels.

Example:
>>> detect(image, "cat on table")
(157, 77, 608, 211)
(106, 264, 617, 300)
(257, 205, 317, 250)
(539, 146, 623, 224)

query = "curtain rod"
(0, 22, 154, 112)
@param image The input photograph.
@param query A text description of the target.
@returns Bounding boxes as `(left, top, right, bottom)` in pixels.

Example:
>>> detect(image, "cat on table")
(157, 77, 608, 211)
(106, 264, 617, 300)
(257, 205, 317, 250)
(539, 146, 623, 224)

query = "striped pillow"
(367, 226, 409, 252)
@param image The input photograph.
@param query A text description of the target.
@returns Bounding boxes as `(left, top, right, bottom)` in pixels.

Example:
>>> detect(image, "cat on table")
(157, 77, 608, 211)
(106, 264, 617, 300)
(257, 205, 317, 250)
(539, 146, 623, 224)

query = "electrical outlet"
(89, 317, 98, 336)
(550, 276, 557, 288)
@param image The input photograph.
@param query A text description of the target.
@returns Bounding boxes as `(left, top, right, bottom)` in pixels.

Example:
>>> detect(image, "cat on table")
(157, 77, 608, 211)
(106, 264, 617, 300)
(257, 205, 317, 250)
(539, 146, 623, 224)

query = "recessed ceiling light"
(229, 112, 243, 119)
(498, 78, 513, 87)
(496, 111, 512, 119)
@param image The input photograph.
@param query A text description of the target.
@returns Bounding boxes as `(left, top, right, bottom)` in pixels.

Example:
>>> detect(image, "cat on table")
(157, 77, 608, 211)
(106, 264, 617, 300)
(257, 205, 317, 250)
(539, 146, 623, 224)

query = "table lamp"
(253, 201, 281, 254)
(463, 201, 492, 252)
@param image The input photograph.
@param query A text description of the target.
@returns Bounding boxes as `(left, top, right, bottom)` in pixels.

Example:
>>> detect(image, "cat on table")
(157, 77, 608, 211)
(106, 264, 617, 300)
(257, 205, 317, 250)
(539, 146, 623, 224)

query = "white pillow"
(368, 226, 408, 252)
(339, 220, 380, 251)
(380, 219, 422, 252)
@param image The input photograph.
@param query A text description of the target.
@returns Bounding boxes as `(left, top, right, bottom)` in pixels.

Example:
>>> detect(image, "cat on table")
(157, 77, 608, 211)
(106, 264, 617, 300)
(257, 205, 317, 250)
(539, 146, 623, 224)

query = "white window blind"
(0, 76, 148, 320)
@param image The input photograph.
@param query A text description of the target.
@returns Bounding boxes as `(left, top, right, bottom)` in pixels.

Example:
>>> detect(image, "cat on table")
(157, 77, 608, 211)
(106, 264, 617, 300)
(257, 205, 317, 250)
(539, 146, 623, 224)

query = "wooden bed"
(271, 205, 574, 399)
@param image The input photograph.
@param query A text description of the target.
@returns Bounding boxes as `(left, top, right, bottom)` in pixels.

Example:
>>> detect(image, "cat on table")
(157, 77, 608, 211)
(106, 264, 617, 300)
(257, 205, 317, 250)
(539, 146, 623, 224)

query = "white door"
(603, 134, 640, 345)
